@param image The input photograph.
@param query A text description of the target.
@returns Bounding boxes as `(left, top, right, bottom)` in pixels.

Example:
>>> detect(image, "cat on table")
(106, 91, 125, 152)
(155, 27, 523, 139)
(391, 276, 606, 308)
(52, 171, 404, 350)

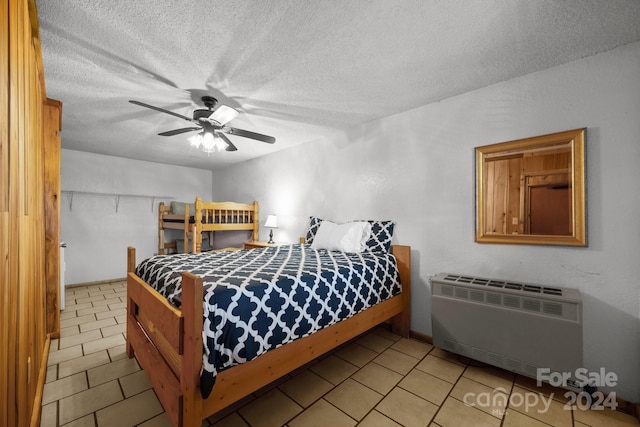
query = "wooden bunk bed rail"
(126, 244, 411, 426)
(195, 199, 259, 250)
(158, 198, 260, 254)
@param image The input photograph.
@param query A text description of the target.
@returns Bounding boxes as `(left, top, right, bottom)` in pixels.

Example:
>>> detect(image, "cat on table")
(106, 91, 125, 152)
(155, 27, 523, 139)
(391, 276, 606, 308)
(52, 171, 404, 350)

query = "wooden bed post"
(180, 272, 204, 426)
(194, 197, 202, 252)
(126, 247, 136, 359)
(252, 200, 259, 242)
(191, 225, 197, 254)
(183, 203, 191, 253)
(391, 245, 411, 337)
(158, 202, 166, 255)
(127, 246, 136, 275)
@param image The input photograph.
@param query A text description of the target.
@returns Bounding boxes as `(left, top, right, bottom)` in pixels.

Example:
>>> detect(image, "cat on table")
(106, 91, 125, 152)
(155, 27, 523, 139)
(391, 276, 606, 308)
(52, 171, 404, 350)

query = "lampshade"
(188, 132, 202, 148)
(264, 215, 278, 228)
(188, 131, 228, 153)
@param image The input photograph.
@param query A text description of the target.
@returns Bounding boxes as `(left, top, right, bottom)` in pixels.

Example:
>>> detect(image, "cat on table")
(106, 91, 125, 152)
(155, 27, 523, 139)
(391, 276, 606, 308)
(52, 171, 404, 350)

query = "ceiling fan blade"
(207, 104, 239, 125)
(158, 127, 201, 136)
(129, 100, 194, 122)
(223, 126, 276, 144)
(217, 133, 238, 152)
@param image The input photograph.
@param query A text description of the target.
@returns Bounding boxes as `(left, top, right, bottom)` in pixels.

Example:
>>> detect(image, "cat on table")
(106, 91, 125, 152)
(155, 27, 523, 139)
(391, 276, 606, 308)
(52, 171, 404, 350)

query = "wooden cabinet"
(1, 1, 59, 425)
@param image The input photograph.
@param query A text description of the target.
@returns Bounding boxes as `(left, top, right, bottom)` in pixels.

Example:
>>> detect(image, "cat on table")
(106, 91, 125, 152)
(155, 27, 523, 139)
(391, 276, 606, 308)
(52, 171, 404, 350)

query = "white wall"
(61, 150, 213, 284)
(211, 42, 640, 402)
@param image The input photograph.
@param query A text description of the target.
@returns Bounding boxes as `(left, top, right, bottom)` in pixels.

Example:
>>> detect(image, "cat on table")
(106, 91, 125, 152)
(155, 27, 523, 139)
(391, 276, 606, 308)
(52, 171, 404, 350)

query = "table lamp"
(264, 215, 278, 244)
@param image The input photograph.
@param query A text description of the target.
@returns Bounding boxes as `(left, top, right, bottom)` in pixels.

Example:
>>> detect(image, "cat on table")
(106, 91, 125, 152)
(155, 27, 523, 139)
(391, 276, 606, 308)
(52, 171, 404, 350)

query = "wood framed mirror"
(475, 128, 586, 246)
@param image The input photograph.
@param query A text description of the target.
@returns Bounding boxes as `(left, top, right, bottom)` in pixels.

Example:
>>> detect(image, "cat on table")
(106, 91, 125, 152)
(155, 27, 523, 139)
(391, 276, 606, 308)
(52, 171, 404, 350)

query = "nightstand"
(244, 241, 287, 249)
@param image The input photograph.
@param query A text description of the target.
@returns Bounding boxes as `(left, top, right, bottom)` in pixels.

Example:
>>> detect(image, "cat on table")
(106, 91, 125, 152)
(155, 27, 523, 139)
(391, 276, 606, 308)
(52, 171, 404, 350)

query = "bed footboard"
(126, 247, 203, 426)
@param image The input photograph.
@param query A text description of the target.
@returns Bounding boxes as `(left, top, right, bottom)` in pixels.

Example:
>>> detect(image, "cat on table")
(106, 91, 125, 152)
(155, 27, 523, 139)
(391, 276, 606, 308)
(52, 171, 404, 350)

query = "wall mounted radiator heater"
(431, 273, 583, 387)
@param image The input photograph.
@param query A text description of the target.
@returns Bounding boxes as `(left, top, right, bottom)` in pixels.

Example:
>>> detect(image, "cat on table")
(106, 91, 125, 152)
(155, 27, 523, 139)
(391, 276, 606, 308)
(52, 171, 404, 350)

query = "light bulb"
(188, 133, 203, 148)
(201, 132, 216, 153)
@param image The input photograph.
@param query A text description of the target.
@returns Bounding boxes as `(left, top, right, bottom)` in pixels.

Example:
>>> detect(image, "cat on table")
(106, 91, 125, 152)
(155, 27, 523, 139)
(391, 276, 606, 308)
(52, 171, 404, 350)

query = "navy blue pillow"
(305, 216, 323, 244)
(360, 220, 395, 253)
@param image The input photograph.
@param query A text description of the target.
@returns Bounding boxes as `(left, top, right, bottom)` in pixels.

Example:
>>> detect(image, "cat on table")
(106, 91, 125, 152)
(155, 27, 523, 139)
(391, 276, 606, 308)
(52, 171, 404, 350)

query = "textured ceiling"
(37, 0, 640, 170)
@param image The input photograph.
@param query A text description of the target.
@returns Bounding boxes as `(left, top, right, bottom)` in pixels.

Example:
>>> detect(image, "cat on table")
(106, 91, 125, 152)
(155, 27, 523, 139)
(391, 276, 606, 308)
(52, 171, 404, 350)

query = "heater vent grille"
(432, 273, 580, 321)
(442, 274, 565, 296)
(431, 273, 583, 386)
(523, 299, 541, 312)
(544, 301, 564, 317)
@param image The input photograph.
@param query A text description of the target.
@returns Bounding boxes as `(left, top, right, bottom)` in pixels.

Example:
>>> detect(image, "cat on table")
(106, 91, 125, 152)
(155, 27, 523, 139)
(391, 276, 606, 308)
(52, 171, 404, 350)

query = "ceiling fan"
(129, 96, 275, 153)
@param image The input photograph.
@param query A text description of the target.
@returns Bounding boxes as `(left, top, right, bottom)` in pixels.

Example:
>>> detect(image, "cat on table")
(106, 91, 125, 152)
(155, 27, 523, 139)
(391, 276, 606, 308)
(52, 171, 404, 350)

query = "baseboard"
(614, 395, 640, 421)
(65, 277, 127, 288)
(410, 330, 432, 344)
(30, 334, 51, 427)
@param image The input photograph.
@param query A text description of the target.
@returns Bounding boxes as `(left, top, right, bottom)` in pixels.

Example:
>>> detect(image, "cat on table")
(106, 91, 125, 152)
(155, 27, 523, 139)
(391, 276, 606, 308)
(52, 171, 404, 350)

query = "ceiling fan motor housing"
(194, 96, 218, 121)
(193, 109, 212, 121)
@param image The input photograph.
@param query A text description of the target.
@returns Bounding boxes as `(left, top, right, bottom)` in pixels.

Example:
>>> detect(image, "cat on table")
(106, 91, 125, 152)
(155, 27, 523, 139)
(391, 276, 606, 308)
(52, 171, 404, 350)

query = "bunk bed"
(158, 197, 259, 254)
(126, 222, 411, 427)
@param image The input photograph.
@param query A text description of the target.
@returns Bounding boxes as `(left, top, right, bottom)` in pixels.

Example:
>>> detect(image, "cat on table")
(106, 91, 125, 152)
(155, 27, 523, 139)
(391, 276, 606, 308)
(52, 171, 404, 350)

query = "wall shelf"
(61, 190, 174, 212)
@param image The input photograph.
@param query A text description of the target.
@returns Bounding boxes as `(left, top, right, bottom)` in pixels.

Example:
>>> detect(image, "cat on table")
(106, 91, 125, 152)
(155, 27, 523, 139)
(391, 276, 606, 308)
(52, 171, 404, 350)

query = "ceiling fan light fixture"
(200, 132, 228, 153)
(188, 132, 203, 149)
(129, 96, 275, 153)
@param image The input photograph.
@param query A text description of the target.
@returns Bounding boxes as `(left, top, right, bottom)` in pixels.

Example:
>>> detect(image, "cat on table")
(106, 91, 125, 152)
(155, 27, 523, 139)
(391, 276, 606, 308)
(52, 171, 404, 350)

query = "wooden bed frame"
(126, 244, 411, 427)
(158, 197, 259, 254)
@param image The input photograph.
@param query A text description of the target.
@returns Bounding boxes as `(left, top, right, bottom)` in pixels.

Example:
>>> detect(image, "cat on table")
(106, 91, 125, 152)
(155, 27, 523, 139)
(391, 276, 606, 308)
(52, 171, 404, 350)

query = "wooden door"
(44, 99, 62, 337)
(529, 185, 572, 235)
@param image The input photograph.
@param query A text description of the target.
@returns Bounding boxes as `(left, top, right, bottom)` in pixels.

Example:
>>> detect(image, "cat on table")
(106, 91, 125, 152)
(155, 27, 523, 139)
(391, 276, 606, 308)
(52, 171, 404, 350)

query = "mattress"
(135, 243, 401, 397)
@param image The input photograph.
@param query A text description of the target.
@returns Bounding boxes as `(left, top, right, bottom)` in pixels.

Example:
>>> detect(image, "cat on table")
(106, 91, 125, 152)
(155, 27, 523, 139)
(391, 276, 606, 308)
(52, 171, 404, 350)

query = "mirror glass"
(475, 128, 586, 246)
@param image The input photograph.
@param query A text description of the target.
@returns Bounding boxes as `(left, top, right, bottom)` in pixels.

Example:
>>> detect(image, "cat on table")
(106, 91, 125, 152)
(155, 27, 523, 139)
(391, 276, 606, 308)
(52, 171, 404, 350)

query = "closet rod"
(61, 190, 174, 212)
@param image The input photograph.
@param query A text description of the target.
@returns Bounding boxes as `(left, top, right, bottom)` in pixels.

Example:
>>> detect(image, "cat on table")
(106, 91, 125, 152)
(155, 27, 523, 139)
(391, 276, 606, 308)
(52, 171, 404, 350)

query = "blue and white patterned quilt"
(135, 243, 401, 398)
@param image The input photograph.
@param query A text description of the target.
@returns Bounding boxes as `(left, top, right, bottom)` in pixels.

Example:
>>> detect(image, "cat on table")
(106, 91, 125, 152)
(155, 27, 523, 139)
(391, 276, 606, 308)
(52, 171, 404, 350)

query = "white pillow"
(311, 220, 372, 253)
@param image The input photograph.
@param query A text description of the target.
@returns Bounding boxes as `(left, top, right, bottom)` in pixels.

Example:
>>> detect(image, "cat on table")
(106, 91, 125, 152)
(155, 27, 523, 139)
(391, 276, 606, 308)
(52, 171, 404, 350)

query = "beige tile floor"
(42, 280, 640, 427)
